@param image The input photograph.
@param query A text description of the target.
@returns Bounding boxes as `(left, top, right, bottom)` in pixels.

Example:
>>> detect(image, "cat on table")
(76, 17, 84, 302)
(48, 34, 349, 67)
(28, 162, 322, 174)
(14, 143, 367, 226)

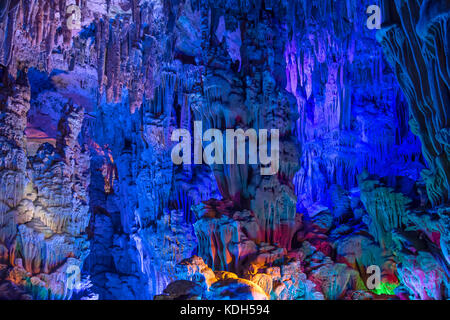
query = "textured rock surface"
(0, 67, 91, 299)
(377, 0, 449, 205)
(0, 0, 448, 300)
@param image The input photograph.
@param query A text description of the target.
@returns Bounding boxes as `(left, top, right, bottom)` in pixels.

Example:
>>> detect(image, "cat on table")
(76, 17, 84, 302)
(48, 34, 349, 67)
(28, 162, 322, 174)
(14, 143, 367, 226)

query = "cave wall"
(0, 0, 448, 300)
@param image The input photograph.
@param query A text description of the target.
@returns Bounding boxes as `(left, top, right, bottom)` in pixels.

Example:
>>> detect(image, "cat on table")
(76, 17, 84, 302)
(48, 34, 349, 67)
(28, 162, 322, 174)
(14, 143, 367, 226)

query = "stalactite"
(377, 0, 449, 205)
(0, 0, 448, 301)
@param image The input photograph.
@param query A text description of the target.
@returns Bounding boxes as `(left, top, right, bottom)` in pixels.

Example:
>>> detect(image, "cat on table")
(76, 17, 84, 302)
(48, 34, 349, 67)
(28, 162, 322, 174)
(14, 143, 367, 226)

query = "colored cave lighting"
(372, 282, 400, 296)
(0, 0, 448, 301)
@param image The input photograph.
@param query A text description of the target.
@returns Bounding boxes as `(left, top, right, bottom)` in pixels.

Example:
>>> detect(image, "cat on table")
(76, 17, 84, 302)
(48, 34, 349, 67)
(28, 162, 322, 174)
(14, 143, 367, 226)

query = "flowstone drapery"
(0, 0, 448, 300)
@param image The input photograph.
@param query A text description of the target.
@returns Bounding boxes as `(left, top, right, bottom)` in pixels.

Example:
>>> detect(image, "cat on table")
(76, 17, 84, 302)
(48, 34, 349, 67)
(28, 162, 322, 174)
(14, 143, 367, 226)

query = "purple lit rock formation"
(0, 0, 448, 300)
